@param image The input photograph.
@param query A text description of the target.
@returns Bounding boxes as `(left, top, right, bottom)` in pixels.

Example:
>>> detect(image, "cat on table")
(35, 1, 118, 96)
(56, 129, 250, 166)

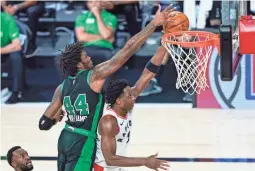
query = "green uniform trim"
(73, 93, 103, 171)
(68, 70, 85, 79)
(64, 124, 96, 139)
(61, 68, 104, 171)
(91, 93, 103, 132)
(86, 70, 92, 86)
(73, 137, 95, 171)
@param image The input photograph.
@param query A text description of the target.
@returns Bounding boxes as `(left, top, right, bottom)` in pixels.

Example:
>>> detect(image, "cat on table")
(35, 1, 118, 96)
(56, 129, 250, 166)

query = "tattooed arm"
(89, 5, 175, 93)
(42, 85, 62, 118)
(39, 85, 62, 130)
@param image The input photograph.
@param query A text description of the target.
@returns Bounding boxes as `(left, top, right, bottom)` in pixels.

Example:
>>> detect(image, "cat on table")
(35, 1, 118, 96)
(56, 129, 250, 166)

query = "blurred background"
(1, 1, 255, 171)
(2, 0, 254, 105)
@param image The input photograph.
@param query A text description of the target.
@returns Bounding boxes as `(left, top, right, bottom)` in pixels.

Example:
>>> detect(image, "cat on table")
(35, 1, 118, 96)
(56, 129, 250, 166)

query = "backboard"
(220, 0, 255, 81)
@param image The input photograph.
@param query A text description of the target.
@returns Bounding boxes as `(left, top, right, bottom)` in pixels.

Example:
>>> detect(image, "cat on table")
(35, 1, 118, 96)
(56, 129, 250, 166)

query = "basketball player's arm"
(89, 5, 175, 93)
(89, 21, 157, 93)
(131, 46, 167, 98)
(99, 115, 147, 167)
(39, 85, 62, 130)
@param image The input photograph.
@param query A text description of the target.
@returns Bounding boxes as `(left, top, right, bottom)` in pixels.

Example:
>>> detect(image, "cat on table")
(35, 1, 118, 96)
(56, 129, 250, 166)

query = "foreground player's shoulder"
(99, 115, 118, 136)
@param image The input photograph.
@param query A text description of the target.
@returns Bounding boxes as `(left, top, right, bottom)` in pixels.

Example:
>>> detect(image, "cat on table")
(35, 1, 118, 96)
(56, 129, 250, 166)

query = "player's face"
(80, 51, 93, 69)
(119, 86, 135, 111)
(12, 148, 33, 171)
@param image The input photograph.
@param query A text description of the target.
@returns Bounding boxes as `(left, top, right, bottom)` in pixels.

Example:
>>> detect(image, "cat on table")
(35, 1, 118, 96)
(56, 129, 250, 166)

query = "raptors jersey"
(94, 107, 132, 171)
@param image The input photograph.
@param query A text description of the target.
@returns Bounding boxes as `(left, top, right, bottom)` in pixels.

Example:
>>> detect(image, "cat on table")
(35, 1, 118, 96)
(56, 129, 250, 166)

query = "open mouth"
(26, 160, 32, 165)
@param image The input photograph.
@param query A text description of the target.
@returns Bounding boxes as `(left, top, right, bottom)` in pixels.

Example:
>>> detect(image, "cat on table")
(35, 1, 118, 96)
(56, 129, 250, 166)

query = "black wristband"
(52, 118, 57, 125)
(145, 61, 161, 74)
(39, 115, 56, 130)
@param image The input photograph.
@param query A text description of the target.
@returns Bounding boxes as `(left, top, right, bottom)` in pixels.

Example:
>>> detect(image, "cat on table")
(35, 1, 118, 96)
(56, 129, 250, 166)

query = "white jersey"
(94, 107, 132, 171)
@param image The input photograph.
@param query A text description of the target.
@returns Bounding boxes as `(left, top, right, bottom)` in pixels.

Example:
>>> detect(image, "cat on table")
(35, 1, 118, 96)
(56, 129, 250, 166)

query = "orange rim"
(162, 31, 220, 48)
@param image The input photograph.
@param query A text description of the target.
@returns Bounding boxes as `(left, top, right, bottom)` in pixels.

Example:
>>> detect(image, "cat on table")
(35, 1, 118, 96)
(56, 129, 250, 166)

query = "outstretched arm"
(89, 5, 175, 93)
(132, 46, 167, 98)
(99, 115, 147, 167)
(39, 85, 62, 130)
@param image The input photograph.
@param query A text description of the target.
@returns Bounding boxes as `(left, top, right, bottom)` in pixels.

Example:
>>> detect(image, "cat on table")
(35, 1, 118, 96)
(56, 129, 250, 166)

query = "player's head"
(105, 79, 135, 111)
(7, 146, 33, 171)
(57, 42, 93, 77)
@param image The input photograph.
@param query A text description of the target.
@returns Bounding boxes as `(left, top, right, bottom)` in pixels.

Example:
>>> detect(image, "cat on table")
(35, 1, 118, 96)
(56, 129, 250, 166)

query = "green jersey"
(75, 10, 117, 49)
(61, 70, 104, 132)
(0, 12, 20, 47)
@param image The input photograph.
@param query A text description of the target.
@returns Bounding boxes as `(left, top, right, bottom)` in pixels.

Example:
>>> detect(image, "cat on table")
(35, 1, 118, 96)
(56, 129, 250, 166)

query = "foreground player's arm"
(132, 46, 167, 98)
(89, 5, 175, 93)
(99, 115, 147, 166)
(39, 85, 62, 130)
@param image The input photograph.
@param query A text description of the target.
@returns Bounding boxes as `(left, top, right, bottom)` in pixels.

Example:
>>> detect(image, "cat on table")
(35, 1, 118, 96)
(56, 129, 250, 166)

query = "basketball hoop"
(161, 31, 220, 95)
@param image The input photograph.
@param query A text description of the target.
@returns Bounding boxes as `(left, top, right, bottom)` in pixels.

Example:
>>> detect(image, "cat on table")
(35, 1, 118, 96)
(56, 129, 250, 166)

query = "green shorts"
(57, 124, 96, 171)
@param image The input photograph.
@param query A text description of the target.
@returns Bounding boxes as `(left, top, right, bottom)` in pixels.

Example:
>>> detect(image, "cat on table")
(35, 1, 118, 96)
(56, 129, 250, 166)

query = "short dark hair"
(105, 79, 129, 107)
(7, 146, 21, 166)
(56, 42, 84, 77)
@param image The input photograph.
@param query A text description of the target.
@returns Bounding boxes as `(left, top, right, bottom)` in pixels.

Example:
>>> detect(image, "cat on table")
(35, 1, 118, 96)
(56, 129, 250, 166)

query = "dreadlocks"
(105, 79, 128, 107)
(56, 42, 84, 77)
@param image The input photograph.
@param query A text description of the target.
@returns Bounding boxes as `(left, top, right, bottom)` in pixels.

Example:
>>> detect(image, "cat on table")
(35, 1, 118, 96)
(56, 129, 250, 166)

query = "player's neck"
(112, 106, 128, 118)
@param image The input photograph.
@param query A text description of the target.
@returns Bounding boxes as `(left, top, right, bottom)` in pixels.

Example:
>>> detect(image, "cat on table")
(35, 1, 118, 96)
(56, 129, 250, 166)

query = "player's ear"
(77, 62, 83, 69)
(116, 98, 121, 105)
(11, 160, 16, 168)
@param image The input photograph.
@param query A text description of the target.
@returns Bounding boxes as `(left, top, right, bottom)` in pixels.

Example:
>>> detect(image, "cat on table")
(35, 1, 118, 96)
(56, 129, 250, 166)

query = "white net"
(162, 32, 215, 95)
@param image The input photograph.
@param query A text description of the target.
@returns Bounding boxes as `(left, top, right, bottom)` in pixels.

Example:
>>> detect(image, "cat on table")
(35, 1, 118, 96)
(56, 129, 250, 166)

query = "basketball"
(163, 11, 189, 33)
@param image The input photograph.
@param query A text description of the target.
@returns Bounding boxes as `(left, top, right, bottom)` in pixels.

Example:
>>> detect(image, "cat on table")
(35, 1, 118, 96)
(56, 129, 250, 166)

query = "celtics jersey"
(61, 70, 104, 132)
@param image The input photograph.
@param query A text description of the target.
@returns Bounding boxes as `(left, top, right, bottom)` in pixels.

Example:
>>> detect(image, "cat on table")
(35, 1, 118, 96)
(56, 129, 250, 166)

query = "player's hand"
(90, 1, 101, 17)
(58, 110, 65, 122)
(145, 153, 170, 171)
(153, 4, 176, 27)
